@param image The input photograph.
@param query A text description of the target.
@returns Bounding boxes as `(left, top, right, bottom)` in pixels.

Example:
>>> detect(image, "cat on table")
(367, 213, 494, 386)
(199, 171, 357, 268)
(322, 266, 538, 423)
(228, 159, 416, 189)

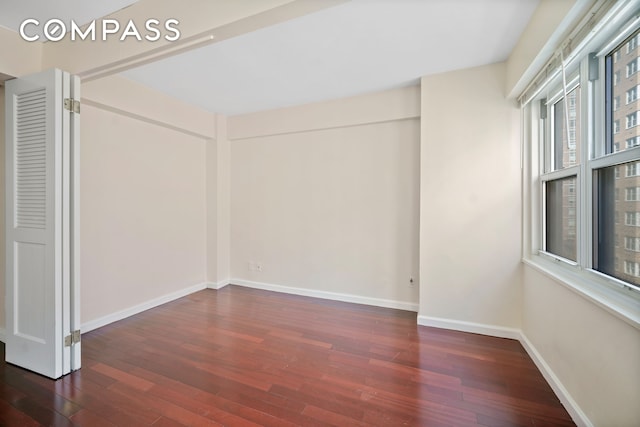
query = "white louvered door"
(5, 69, 80, 379)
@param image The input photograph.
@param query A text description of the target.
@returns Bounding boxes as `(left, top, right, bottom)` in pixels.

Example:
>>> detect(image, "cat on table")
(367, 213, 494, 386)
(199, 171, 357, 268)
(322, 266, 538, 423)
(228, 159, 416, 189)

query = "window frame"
(539, 73, 582, 265)
(626, 57, 639, 77)
(523, 9, 640, 330)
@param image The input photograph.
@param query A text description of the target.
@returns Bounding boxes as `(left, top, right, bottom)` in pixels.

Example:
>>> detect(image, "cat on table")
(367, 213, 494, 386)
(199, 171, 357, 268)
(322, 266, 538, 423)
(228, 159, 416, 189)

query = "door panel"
(4, 68, 78, 379)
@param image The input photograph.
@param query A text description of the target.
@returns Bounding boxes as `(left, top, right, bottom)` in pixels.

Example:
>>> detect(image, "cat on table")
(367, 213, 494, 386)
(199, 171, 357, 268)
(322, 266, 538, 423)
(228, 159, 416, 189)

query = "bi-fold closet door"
(4, 68, 81, 379)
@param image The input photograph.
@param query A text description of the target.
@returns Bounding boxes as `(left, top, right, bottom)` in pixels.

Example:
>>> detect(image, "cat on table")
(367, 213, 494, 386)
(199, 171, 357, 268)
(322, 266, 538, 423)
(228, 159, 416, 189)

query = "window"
(625, 187, 640, 201)
(626, 161, 640, 177)
(627, 86, 638, 104)
(625, 212, 640, 226)
(551, 87, 581, 170)
(526, 23, 640, 298)
(624, 260, 640, 277)
(545, 177, 577, 261)
(627, 58, 639, 77)
(625, 237, 640, 251)
(627, 33, 638, 53)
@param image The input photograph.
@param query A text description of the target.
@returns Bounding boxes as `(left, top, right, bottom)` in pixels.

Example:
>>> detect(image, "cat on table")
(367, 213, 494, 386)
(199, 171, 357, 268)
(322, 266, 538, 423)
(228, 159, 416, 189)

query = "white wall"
(0, 86, 5, 333)
(0, 27, 42, 78)
(522, 267, 640, 426)
(229, 87, 420, 308)
(419, 62, 523, 331)
(80, 104, 207, 325)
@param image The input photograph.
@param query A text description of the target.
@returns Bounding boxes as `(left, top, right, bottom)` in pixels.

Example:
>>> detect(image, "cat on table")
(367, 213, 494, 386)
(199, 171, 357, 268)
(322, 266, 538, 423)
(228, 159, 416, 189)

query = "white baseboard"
(81, 282, 208, 333)
(519, 333, 593, 427)
(0, 327, 5, 344)
(416, 314, 592, 427)
(232, 278, 419, 312)
(416, 315, 521, 340)
(207, 280, 230, 290)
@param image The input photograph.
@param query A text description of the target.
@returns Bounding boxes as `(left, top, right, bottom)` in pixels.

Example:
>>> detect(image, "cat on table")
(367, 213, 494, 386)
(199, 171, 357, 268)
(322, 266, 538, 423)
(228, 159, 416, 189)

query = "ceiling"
(0, 0, 539, 116)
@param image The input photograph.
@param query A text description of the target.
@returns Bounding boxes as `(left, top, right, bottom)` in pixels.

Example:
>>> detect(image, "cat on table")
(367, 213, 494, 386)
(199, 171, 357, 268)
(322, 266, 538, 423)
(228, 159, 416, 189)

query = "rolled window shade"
(519, 0, 629, 106)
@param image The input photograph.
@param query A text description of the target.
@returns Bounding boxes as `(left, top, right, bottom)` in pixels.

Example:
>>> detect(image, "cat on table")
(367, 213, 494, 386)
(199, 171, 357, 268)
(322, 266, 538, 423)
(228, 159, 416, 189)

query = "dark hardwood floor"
(0, 285, 575, 426)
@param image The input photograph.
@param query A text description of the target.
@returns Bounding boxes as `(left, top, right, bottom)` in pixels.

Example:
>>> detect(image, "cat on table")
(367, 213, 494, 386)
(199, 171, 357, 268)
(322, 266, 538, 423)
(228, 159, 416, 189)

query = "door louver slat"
(15, 88, 47, 229)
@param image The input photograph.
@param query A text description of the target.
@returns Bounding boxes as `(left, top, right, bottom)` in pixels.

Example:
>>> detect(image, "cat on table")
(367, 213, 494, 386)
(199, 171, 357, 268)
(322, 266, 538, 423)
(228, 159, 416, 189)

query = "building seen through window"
(601, 31, 640, 286)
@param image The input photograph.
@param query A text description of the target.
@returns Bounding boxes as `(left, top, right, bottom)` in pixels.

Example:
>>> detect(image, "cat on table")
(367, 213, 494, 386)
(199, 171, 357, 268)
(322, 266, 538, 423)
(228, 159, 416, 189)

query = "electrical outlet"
(248, 261, 263, 272)
(409, 277, 415, 287)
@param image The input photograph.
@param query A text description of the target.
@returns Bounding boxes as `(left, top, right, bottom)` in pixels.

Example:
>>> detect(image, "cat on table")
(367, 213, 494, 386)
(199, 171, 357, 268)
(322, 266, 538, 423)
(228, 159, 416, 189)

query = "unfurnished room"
(0, 0, 638, 426)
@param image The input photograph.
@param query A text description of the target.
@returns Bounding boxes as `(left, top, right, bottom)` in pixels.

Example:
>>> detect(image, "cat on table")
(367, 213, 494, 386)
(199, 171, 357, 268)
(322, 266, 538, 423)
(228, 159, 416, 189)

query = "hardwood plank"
(90, 362, 155, 391)
(69, 409, 118, 427)
(0, 286, 576, 426)
(0, 399, 41, 427)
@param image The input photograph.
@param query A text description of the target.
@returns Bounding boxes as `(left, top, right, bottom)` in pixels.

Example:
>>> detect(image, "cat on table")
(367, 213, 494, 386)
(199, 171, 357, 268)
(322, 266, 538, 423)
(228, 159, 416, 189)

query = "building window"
(627, 33, 639, 53)
(626, 136, 640, 148)
(627, 86, 638, 104)
(626, 112, 638, 129)
(614, 120, 620, 134)
(614, 70, 620, 85)
(625, 237, 640, 252)
(627, 58, 639, 77)
(626, 162, 640, 177)
(625, 187, 640, 201)
(624, 260, 640, 277)
(625, 212, 640, 226)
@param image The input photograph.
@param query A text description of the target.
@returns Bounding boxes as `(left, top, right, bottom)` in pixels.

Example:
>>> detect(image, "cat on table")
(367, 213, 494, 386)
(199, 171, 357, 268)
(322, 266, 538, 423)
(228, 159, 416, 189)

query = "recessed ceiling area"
(121, 0, 539, 116)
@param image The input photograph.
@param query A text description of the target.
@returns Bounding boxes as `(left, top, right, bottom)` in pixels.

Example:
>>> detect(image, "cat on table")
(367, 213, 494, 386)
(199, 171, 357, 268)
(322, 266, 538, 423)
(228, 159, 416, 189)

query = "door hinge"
(64, 330, 81, 347)
(64, 98, 81, 114)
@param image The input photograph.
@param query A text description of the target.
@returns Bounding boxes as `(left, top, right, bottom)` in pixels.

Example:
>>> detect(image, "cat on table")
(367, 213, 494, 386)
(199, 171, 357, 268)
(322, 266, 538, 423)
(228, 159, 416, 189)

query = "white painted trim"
(416, 315, 521, 340)
(519, 333, 593, 427)
(0, 328, 5, 344)
(415, 315, 593, 427)
(81, 282, 208, 333)
(232, 278, 419, 312)
(207, 280, 230, 290)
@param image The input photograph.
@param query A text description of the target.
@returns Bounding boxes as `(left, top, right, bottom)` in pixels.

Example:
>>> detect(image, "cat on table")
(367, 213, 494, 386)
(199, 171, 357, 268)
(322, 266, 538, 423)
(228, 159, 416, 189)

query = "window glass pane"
(552, 87, 581, 170)
(546, 176, 577, 261)
(595, 163, 640, 288)
(608, 29, 640, 154)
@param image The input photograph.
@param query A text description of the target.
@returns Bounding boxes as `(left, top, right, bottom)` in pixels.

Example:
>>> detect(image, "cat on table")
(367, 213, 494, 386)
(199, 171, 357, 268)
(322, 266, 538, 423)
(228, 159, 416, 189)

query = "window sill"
(523, 255, 640, 330)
